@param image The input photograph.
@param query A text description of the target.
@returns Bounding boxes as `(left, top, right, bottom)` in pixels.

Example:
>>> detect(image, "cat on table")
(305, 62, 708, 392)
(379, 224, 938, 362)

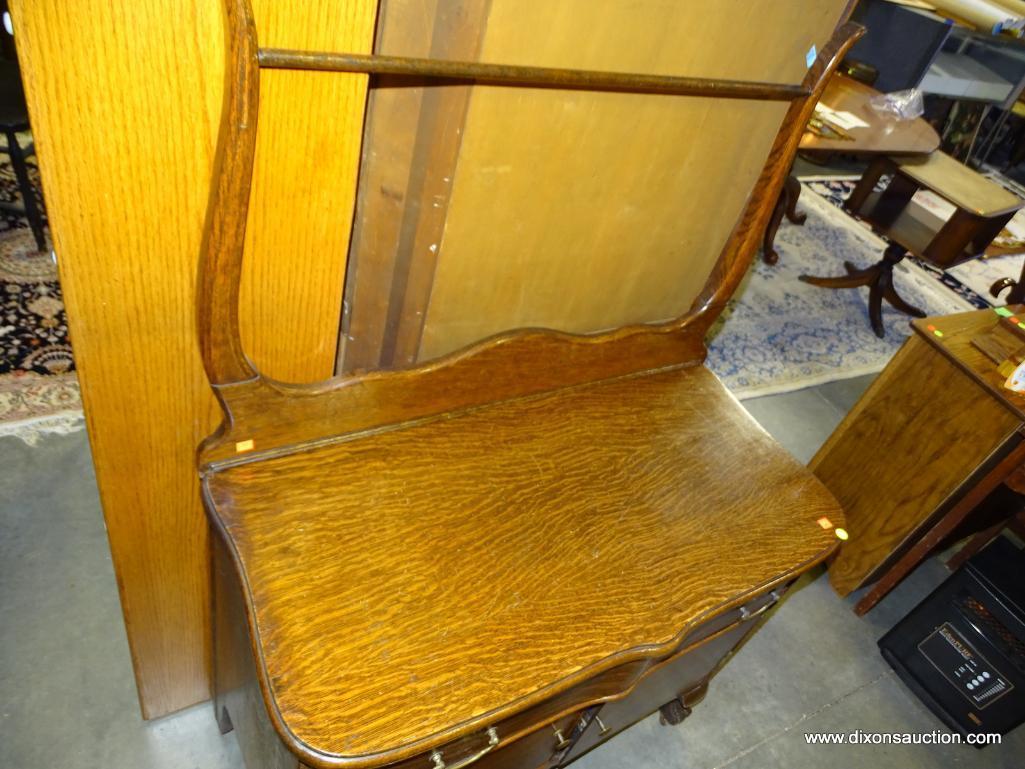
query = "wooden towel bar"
(197, 2, 862, 767)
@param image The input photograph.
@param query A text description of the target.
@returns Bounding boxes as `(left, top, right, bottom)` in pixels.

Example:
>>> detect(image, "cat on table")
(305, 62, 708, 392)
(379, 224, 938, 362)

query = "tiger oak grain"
(205, 365, 842, 762)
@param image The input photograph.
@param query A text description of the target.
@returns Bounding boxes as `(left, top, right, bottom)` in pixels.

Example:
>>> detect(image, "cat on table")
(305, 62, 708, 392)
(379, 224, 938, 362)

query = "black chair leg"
(5, 129, 47, 252)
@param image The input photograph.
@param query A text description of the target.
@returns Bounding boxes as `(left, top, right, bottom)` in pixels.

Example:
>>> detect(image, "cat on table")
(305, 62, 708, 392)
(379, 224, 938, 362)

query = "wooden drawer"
(381, 711, 580, 769)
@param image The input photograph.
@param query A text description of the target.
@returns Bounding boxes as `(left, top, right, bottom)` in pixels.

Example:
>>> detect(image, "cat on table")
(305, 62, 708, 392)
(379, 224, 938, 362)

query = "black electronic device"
(879, 536, 1025, 741)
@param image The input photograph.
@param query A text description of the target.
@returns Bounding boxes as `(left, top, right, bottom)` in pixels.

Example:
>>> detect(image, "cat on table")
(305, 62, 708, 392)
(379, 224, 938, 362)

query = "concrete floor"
(2, 374, 1023, 768)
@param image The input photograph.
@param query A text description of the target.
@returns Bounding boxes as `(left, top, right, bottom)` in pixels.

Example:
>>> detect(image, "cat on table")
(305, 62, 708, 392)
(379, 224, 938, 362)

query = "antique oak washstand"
(198, 3, 861, 768)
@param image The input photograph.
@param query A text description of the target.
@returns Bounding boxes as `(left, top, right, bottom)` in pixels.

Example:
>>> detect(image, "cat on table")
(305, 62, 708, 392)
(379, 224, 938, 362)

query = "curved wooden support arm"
(687, 21, 864, 337)
(197, 0, 260, 386)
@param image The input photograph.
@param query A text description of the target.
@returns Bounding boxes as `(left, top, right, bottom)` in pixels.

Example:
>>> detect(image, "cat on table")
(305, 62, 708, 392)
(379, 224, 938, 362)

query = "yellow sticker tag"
(835, 527, 849, 541)
(235, 439, 255, 453)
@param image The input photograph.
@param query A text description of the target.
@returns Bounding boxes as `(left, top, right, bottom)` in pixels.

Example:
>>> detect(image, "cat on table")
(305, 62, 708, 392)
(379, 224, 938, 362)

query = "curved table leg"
(783, 174, 806, 225)
(800, 243, 919, 338)
(882, 276, 926, 318)
(800, 260, 881, 289)
(762, 184, 788, 265)
(992, 275, 1025, 306)
(762, 175, 805, 265)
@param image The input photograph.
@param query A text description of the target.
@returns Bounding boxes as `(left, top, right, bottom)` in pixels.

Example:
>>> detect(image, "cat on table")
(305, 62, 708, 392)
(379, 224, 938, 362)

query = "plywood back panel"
(342, 0, 491, 372)
(418, 0, 850, 360)
(9, 0, 374, 717)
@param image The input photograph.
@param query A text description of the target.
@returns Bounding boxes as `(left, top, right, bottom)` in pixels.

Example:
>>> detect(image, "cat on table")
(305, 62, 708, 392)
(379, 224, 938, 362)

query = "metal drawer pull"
(552, 724, 572, 750)
(739, 590, 781, 620)
(430, 727, 499, 769)
(594, 715, 610, 735)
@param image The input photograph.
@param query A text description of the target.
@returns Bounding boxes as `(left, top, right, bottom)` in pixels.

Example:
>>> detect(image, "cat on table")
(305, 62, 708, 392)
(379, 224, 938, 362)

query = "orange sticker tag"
(235, 439, 255, 453)
(816, 516, 834, 530)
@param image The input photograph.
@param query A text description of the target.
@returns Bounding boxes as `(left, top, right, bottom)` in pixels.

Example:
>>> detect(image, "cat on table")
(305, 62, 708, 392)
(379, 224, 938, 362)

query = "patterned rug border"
(0, 408, 85, 444)
(732, 364, 890, 401)
(0, 371, 84, 443)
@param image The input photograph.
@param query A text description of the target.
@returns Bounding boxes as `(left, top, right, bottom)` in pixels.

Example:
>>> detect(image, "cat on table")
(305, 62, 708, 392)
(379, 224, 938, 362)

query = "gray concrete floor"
(2, 374, 1023, 768)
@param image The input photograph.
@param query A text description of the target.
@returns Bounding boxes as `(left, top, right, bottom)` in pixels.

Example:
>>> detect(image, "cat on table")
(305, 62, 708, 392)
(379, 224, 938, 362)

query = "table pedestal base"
(799, 243, 925, 338)
(992, 275, 1025, 306)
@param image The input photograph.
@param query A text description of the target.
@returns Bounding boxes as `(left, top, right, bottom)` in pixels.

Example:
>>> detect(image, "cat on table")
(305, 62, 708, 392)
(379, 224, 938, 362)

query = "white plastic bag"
(869, 89, 925, 121)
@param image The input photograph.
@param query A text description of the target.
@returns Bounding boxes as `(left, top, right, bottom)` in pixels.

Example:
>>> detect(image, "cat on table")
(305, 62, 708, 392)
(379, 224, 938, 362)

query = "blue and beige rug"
(706, 175, 1019, 399)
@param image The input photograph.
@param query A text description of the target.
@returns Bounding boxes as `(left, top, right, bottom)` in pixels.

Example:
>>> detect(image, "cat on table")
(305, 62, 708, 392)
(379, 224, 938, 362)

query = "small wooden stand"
(812, 306, 1025, 615)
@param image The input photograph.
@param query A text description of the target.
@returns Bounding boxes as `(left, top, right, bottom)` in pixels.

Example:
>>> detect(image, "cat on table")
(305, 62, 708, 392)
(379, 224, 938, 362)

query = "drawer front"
(394, 711, 580, 769)
(386, 589, 781, 769)
(477, 712, 580, 769)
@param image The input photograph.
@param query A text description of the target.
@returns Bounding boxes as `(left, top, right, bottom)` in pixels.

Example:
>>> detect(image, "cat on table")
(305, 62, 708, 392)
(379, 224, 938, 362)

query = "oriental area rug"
(0, 160, 82, 443)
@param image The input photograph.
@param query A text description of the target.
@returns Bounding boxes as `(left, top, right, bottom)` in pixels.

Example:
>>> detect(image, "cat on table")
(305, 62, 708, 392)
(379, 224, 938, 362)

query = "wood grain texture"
(838, 306, 1025, 612)
(813, 331, 1021, 596)
(853, 433, 1025, 615)
(9, 0, 375, 717)
(911, 305, 1025, 419)
(214, 535, 303, 769)
(417, 0, 852, 361)
(204, 365, 842, 765)
(241, 0, 374, 382)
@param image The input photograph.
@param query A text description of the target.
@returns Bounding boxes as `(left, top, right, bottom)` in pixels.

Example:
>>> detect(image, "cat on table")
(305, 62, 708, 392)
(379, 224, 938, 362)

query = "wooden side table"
(761, 74, 939, 265)
(800, 152, 1024, 337)
(812, 307, 1025, 614)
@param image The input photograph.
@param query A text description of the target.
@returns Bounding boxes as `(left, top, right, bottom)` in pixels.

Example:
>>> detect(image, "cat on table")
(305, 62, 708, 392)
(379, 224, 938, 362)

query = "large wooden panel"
(9, 0, 374, 717)
(811, 334, 1020, 596)
(416, 0, 851, 360)
(241, 1, 373, 381)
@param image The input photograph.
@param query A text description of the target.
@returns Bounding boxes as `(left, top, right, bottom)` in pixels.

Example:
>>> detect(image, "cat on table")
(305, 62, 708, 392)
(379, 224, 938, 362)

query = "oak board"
(8, 0, 376, 717)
